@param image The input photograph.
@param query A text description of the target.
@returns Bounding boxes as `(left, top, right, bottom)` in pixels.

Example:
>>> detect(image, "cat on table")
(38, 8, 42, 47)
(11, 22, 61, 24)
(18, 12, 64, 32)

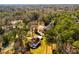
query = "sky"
(0, 0, 79, 4)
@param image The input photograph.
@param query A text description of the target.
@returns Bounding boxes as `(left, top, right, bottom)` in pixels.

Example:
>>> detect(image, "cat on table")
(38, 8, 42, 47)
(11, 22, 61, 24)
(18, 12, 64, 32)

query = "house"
(37, 25, 45, 36)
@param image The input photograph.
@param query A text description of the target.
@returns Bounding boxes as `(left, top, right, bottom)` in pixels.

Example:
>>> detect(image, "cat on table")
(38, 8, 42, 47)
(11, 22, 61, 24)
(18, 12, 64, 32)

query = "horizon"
(0, 4, 79, 8)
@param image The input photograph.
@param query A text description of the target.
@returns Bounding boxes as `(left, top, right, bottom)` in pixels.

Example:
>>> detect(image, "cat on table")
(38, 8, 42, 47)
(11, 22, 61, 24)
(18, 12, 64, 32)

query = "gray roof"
(45, 22, 54, 30)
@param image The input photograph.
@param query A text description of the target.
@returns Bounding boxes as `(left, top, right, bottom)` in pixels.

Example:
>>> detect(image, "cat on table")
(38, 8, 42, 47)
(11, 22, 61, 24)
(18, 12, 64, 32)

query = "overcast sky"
(0, 0, 78, 4)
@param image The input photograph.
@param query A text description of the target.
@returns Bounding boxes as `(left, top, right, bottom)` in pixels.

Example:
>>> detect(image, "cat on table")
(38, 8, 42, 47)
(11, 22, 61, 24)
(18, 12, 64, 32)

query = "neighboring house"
(63, 43, 77, 54)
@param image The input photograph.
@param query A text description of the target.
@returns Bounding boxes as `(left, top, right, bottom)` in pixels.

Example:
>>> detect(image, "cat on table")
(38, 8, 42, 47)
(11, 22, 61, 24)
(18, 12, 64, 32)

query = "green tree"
(27, 12, 40, 21)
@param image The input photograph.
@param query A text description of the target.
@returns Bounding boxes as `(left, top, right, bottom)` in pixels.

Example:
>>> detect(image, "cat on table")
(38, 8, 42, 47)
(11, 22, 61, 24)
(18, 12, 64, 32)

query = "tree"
(27, 12, 40, 21)
(45, 12, 79, 53)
